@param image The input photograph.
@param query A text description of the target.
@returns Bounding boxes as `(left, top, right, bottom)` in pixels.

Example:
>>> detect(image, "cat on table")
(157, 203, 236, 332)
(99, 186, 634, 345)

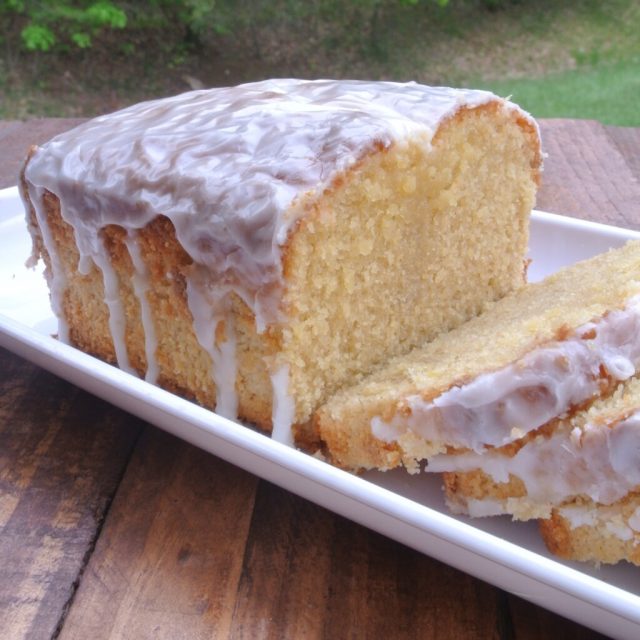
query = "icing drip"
(373, 296, 640, 452)
(556, 505, 597, 529)
(90, 241, 136, 375)
(214, 321, 238, 419)
(628, 507, 640, 532)
(429, 412, 640, 508)
(270, 365, 296, 446)
(25, 184, 70, 343)
(606, 519, 634, 541)
(463, 499, 504, 518)
(185, 270, 238, 419)
(558, 504, 638, 543)
(124, 231, 159, 383)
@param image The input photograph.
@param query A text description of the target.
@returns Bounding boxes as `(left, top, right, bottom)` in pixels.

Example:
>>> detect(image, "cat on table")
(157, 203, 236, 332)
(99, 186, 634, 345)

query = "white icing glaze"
(558, 504, 637, 543)
(628, 507, 640, 532)
(91, 243, 136, 375)
(606, 519, 634, 541)
(557, 504, 597, 529)
(25, 184, 70, 343)
(124, 231, 159, 383)
(23, 79, 531, 440)
(429, 412, 640, 508)
(270, 365, 296, 446)
(24, 79, 511, 332)
(464, 499, 505, 517)
(185, 269, 238, 419)
(372, 296, 640, 452)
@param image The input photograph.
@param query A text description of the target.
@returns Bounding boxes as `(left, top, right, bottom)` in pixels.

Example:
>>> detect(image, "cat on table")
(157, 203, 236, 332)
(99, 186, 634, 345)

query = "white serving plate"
(1, 185, 639, 639)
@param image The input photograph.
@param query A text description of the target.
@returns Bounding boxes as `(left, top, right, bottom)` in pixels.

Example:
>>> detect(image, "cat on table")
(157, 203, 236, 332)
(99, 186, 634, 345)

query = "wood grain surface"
(2, 115, 639, 639)
(0, 118, 86, 188)
(0, 349, 142, 639)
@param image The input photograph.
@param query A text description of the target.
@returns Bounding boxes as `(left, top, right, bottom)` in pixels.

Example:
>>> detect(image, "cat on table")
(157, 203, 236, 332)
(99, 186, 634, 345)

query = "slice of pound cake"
(314, 241, 640, 471)
(540, 492, 640, 566)
(432, 377, 640, 565)
(21, 79, 541, 445)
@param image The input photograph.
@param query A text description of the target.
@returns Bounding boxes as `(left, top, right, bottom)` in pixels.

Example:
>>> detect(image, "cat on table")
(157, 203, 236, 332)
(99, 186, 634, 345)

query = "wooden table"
(1, 117, 639, 640)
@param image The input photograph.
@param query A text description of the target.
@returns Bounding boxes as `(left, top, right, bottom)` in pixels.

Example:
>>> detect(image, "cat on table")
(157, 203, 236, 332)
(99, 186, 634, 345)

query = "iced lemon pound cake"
(21, 79, 541, 444)
(315, 241, 640, 470)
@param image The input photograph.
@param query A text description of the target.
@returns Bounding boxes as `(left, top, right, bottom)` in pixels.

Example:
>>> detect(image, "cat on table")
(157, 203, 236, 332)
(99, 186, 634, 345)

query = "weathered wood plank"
(605, 124, 640, 182)
(0, 119, 86, 189)
(0, 348, 142, 640)
(507, 594, 608, 640)
(537, 119, 640, 229)
(58, 429, 258, 640)
(230, 482, 502, 640)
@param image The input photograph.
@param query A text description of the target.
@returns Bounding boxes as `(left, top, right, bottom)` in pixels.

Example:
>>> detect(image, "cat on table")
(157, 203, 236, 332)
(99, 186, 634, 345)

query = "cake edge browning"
(539, 494, 640, 566)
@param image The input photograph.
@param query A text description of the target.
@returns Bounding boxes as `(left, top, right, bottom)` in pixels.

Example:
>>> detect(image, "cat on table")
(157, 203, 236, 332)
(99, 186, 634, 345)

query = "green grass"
(475, 58, 640, 126)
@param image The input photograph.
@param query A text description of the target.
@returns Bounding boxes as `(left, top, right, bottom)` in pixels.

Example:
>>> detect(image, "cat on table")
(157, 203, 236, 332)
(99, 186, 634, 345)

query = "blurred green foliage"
(2, 0, 456, 54)
(1, 1, 127, 51)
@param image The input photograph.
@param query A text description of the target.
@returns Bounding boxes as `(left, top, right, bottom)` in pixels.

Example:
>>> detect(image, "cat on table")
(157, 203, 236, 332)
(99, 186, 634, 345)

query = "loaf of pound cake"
(315, 241, 640, 471)
(21, 79, 541, 446)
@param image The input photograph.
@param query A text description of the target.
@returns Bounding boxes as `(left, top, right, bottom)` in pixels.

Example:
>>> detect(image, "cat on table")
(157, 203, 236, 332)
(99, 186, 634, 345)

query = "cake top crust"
(23, 79, 527, 326)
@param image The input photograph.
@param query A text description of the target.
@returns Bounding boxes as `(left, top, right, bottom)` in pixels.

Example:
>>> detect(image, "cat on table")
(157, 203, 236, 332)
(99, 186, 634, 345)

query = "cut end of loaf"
(285, 101, 540, 429)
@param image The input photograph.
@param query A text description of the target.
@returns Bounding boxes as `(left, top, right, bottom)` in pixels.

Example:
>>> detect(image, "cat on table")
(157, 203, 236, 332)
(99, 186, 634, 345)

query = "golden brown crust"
(539, 494, 640, 566)
(433, 99, 543, 185)
(443, 469, 527, 504)
(538, 511, 573, 559)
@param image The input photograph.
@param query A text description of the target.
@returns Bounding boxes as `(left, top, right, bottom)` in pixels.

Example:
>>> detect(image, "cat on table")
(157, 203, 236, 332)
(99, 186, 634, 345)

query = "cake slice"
(21, 79, 541, 445)
(433, 376, 640, 565)
(314, 241, 640, 471)
(540, 492, 640, 566)
(432, 375, 640, 519)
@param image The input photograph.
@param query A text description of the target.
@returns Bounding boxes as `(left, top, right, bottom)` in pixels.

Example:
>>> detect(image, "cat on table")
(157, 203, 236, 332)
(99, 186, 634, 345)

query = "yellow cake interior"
(315, 240, 640, 469)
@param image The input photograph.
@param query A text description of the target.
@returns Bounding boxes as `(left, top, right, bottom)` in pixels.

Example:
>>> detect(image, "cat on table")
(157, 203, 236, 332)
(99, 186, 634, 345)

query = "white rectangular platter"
(1, 185, 639, 639)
